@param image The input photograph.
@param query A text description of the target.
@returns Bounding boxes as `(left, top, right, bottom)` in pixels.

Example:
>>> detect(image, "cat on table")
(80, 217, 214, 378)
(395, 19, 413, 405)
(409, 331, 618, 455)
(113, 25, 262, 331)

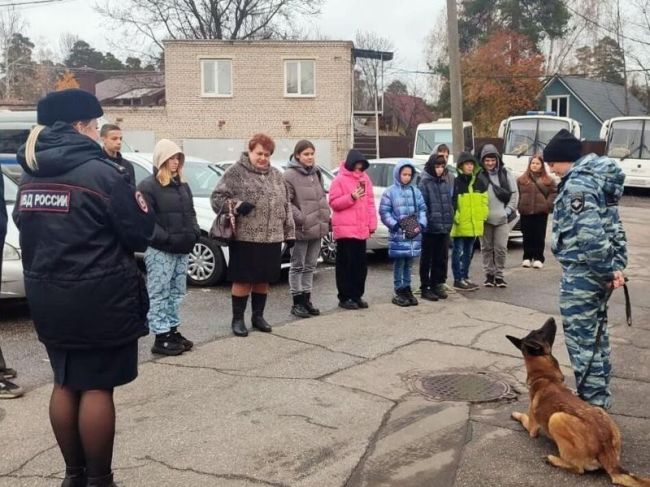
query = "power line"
(0, 0, 68, 7)
(565, 4, 650, 47)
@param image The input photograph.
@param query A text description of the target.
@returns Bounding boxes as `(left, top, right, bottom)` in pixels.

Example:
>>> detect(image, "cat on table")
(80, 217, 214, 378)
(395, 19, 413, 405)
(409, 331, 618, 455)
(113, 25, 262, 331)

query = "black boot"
(291, 293, 311, 318)
(251, 292, 272, 332)
(86, 472, 117, 487)
(151, 332, 185, 356)
(405, 286, 418, 306)
(391, 288, 411, 307)
(170, 326, 193, 351)
(231, 295, 249, 337)
(61, 467, 86, 487)
(304, 292, 320, 316)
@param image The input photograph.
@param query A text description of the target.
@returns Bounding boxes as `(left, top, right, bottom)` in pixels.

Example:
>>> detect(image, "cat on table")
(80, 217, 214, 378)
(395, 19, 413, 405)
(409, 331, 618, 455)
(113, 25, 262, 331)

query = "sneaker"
(151, 332, 185, 356)
(392, 291, 411, 307)
(404, 287, 418, 306)
(521, 259, 531, 268)
(464, 279, 480, 289)
(421, 287, 440, 301)
(433, 284, 448, 299)
(1, 367, 17, 380)
(339, 299, 359, 310)
(354, 298, 369, 309)
(453, 280, 475, 291)
(495, 277, 508, 288)
(171, 327, 193, 351)
(442, 283, 456, 294)
(0, 378, 23, 399)
(484, 275, 495, 287)
(532, 260, 544, 269)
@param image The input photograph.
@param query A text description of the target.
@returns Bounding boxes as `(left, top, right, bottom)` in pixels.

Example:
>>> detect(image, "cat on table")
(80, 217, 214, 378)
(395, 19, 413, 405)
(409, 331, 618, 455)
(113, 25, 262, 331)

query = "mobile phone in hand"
(359, 180, 366, 191)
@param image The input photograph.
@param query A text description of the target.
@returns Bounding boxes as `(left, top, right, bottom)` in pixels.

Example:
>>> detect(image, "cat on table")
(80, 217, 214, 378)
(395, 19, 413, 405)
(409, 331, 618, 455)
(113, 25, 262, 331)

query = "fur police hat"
(37, 89, 103, 126)
(543, 129, 582, 162)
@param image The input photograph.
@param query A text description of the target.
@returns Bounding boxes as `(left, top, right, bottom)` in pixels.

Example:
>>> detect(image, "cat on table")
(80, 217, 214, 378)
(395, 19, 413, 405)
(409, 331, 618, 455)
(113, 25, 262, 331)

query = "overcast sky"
(20, 0, 445, 84)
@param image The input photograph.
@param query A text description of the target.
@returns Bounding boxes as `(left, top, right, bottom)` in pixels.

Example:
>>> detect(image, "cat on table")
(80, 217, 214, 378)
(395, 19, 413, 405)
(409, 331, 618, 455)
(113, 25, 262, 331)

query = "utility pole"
(446, 0, 464, 158)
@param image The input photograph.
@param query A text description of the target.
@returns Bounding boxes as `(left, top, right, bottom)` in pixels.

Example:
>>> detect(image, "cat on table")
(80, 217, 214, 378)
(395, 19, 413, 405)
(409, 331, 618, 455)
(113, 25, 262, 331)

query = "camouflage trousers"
(559, 269, 612, 409)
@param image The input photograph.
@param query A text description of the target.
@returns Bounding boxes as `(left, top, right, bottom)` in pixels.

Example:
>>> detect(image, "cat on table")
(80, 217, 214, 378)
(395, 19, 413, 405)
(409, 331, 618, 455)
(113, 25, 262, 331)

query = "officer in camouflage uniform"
(544, 129, 627, 410)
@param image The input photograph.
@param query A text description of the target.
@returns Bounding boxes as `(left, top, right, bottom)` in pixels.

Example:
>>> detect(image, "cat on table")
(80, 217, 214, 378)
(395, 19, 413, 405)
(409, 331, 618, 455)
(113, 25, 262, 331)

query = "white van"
(413, 119, 474, 165)
(600, 116, 650, 188)
(498, 112, 581, 176)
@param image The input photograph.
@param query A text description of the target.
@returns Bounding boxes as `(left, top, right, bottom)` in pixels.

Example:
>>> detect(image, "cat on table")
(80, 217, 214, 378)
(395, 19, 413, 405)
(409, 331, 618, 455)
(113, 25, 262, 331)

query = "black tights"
(49, 385, 115, 478)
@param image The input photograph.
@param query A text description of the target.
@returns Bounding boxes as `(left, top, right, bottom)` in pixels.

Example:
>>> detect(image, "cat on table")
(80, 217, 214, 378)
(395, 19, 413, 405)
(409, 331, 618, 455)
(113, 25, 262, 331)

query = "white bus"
(413, 119, 474, 165)
(600, 116, 650, 188)
(498, 112, 581, 176)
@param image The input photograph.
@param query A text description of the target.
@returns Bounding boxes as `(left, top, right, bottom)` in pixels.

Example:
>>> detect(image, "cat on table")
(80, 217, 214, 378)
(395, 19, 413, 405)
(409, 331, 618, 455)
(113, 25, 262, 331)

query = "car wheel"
(187, 236, 225, 286)
(320, 231, 337, 265)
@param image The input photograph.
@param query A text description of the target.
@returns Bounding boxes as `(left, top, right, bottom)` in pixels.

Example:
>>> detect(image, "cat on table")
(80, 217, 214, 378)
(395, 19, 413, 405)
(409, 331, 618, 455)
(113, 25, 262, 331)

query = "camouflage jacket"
(551, 153, 627, 281)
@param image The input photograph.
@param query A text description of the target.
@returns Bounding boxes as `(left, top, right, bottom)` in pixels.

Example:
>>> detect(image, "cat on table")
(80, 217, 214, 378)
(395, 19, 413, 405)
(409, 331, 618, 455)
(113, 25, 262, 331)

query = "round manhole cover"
(407, 373, 512, 403)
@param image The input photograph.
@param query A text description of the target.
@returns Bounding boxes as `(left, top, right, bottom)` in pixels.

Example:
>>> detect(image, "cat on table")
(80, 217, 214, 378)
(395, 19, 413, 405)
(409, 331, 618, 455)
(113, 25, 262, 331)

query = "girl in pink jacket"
(329, 149, 377, 310)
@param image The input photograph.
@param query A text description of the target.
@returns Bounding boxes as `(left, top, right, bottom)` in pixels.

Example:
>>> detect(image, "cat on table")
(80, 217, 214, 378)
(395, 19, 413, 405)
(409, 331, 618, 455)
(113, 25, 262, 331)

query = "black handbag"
(210, 201, 236, 246)
(399, 187, 422, 239)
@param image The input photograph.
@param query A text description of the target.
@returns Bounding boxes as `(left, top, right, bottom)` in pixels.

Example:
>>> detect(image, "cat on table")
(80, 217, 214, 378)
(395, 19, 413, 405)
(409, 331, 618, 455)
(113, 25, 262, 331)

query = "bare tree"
(58, 33, 80, 63)
(0, 6, 26, 99)
(354, 30, 394, 113)
(94, 0, 324, 52)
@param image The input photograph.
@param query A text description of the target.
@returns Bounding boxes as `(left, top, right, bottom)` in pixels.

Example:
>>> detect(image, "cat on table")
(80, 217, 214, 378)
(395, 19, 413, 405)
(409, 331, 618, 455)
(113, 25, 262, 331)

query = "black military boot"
(61, 467, 86, 487)
(304, 292, 320, 316)
(251, 292, 272, 332)
(170, 326, 193, 351)
(290, 293, 311, 318)
(231, 295, 249, 337)
(151, 332, 185, 356)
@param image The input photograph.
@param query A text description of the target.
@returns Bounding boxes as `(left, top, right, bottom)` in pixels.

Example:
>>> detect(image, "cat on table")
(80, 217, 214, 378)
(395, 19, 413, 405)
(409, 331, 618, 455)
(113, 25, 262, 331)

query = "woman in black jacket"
(138, 139, 200, 356)
(14, 89, 154, 487)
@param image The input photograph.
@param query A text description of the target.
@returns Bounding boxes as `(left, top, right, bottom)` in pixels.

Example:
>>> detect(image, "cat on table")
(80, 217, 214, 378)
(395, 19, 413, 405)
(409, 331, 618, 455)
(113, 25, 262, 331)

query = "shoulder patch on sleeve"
(135, 191, 149, 213)
(570, 193, 584, 214)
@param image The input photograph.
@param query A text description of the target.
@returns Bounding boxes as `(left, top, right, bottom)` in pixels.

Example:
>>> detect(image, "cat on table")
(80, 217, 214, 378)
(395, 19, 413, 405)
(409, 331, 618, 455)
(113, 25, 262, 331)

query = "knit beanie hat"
(37, 89, 103, 126)
(153, 139, 185, 169)
(543, 129, 582, 162)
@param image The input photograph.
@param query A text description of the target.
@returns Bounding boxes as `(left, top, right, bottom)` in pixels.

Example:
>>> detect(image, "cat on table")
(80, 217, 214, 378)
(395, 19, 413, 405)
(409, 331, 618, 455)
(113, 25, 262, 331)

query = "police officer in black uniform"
(14, 89, 154, 487)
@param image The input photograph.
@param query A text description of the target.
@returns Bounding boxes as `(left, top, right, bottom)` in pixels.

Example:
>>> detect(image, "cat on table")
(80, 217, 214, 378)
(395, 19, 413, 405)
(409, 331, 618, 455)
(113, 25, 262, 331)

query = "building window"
(547, 96, 569, 117)
(285, 60, 315, 97)
(201, 59, 232, 97)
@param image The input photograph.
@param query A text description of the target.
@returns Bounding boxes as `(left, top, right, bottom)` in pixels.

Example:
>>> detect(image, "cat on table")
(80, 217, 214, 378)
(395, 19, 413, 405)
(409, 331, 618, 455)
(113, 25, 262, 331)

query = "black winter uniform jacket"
(13, 123, 155, 350)
(137, 174, 200, 254)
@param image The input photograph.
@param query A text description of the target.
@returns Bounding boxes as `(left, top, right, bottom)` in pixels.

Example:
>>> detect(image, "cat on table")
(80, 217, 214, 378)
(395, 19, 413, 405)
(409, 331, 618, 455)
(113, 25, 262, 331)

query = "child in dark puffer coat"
(379, 160, 427, 306)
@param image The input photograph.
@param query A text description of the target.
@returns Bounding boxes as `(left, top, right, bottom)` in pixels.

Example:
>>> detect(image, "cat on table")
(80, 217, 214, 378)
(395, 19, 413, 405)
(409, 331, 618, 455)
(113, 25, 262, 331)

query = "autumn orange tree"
(461, 31, 544, 136)
(55, 70, 80, 90)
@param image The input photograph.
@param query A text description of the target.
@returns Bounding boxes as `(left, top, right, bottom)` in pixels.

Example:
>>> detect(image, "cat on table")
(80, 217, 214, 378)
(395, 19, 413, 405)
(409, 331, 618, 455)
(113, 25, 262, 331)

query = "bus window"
(504, 119, 537, 155)
(537, 119, 571, 150)
(607, 120, 643, 159)
(415, 129, 452, 156)
(642, 121, 650, 160)
(0, 129, 30, 153)
(463, 126, 474, 152)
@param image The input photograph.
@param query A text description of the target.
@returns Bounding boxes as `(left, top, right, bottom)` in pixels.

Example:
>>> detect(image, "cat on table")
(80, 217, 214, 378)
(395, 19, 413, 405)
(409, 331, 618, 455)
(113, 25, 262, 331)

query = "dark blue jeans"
(451, 237, 475, 281)
(393, 257, 413, 290)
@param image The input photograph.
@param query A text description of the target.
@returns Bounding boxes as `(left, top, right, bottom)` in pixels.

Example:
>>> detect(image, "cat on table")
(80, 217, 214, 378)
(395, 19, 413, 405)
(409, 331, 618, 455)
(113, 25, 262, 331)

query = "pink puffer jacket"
(328, 162, 377, 240)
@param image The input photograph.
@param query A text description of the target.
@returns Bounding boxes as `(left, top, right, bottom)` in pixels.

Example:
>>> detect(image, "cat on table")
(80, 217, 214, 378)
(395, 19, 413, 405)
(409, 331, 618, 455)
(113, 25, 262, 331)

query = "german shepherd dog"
(506, 318, 650, 487)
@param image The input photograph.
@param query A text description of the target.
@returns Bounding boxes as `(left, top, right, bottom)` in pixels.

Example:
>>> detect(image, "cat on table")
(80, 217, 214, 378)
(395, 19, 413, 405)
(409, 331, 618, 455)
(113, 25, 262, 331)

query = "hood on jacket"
(344, 149, 369, 171)
(571, 154, 626, 202)
(392, 159, 417, 186)
(153, 139, 185, 169)
(455, 152, 480, 177)
(479, 144, 502, 171)
(287, 155, 316, 175)
(430, 143, 450, 158)
(17, 122, 104, 177)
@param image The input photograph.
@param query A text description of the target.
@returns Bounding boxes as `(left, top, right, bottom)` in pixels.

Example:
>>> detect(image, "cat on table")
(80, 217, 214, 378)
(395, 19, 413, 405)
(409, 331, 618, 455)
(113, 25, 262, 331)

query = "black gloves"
(236, 202, 255, 216)
(284, 239, 295, 249)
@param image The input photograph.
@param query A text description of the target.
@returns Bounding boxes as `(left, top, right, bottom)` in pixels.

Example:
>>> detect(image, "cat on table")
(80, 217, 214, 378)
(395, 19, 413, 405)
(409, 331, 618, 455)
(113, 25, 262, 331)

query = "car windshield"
(415, 129, 452, 156)
(504, 118, 570, 156)
(607, 119, 649, 160)
(183, 161, 223, 197)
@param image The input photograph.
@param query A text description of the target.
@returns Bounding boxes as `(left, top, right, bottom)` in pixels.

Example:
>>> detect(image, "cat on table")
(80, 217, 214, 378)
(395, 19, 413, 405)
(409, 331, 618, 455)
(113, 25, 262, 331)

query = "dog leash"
(577, 279, 632, 392)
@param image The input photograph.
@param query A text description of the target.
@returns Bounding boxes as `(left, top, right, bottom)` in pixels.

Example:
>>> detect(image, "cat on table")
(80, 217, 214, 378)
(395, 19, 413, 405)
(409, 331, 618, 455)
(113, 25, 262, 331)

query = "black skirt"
(46, 341, 138, 391)
(228, 241, 282, 283)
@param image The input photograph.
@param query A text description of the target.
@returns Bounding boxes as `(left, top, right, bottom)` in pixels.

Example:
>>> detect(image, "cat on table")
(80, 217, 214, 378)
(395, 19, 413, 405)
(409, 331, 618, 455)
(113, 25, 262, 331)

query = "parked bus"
(600, 116, 650, 188)
(0, 110, 36, 177)
(413, 118, 474, 165)
(498, 112, 581, 176)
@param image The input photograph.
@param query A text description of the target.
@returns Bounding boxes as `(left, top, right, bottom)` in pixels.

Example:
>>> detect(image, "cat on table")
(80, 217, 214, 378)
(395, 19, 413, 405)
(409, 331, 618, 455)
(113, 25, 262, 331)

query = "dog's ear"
(542, 318, 557, 348)
(523, 341, 545, 356)
(506, 335, 522, 351)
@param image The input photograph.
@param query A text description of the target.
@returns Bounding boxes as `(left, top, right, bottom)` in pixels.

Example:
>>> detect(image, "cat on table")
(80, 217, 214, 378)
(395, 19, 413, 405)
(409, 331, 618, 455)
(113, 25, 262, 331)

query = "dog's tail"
(600, 451, 650, 487)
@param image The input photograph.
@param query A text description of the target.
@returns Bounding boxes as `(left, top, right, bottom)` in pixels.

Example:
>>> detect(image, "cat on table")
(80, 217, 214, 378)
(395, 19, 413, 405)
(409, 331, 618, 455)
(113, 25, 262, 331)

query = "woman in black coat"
(14, 89, 154, 487)
(138, 139, 200, 356)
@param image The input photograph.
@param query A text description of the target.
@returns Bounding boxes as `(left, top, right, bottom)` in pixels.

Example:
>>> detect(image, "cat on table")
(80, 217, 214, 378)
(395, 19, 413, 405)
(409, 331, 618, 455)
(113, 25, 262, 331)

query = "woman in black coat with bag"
(14, 89, 154, 487)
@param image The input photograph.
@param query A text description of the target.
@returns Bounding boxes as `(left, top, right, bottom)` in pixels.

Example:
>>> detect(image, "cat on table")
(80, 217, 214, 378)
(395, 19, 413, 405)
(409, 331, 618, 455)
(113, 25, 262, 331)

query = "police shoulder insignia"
(569, 193, 584, 213)
(135, 191, 149, 213)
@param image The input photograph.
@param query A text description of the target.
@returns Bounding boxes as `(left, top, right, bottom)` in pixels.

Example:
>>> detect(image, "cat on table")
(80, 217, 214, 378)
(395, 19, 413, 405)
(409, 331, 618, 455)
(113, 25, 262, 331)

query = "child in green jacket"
(451, 152, 489, 290)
